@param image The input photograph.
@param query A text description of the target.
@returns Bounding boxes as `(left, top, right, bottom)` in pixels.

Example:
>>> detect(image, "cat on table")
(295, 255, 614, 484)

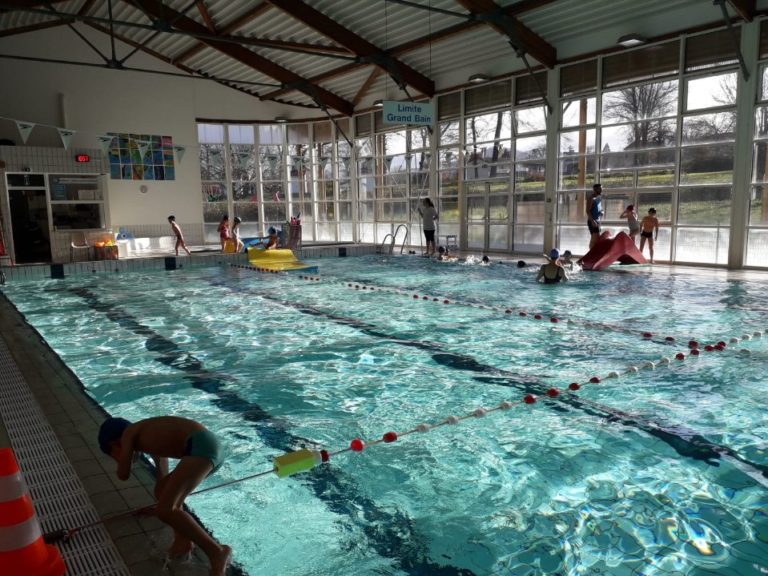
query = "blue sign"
(382, 100, 434, 126)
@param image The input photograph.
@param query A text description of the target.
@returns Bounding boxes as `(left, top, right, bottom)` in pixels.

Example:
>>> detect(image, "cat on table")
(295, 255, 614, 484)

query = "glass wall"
(197, 120, 352, 243)
(194, 23, 768, 268)
(556, 29, 739, 264)
(747, 23, 768, 266)
(198, 123, 227, 243)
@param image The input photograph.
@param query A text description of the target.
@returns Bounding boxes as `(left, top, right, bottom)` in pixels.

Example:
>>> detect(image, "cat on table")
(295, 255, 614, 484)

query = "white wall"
(0, 25, 293, 231)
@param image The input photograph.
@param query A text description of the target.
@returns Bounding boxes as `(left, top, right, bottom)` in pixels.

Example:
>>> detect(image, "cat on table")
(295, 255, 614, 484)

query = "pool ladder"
(378, 224, 410, 255)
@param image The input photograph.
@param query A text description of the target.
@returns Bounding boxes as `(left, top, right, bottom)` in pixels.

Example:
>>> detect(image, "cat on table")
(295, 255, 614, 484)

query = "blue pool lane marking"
(65, 287, 477, 576)
(223, 280, 768, 487)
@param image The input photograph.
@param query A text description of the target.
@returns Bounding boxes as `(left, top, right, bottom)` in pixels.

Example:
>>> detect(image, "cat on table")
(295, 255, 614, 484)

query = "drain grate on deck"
(0, 338, 131, 576)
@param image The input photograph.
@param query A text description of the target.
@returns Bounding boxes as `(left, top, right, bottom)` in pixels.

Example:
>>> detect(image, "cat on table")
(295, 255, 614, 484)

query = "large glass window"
(190, 27, 756, 265)
(198, 123, 228, 243)
(229, 125, 258, 240)
(555, 29, 738, 264)
(748, 82, 768, 265)
(677, 71, 736, 264)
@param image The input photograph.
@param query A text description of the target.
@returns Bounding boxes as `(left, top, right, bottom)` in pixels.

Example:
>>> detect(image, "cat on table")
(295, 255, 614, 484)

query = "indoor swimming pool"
(2, 255, 767, 576)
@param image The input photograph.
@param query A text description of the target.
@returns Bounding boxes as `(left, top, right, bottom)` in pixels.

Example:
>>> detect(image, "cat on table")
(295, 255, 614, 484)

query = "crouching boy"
(98, 416, 231, 575)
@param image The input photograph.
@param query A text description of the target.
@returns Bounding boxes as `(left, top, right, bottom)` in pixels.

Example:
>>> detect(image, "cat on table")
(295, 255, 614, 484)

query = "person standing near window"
(639, 208, 659, 264)
(620, 204, 640, 242)
(217, 215, 230, 253)
(586, 184, 603, 250)
(417, 198, 438, 256)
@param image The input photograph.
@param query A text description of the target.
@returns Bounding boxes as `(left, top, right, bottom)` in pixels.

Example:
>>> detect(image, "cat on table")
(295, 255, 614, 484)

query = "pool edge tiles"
(0, 243, 379, 282)
(0, 293, 237, 576)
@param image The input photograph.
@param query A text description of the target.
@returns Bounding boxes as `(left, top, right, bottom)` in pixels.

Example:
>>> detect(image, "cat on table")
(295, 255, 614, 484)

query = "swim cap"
(626, 204, 634, 210)
(517, 260, 527, 268)
(438, 246, 445, 253)
(549, 249, 560, 260)
(98, 417, 131, 455)
(563, 250, 572, 257)
(268, 227, 276, 234)
(234, 216, 242, 224)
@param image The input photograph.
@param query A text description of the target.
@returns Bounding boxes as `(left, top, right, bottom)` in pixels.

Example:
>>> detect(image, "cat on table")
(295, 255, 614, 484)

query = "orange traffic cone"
(0, 448, 66, 576)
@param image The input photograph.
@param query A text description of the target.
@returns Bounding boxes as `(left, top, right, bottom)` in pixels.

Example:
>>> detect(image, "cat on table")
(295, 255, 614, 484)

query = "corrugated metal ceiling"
(0, 0, 760, 117)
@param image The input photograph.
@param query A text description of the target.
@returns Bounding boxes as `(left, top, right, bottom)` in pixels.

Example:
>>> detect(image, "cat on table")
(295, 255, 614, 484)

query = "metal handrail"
(378, 233, 394, 254)
(394, 224, 409, 254)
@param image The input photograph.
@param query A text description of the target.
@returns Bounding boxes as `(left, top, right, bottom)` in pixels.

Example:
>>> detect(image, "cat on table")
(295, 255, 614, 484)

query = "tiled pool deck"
(1, 246, 766, 576)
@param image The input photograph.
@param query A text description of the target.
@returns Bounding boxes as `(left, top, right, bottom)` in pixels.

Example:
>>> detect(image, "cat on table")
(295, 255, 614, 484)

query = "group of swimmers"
(535, 248, 576, 284)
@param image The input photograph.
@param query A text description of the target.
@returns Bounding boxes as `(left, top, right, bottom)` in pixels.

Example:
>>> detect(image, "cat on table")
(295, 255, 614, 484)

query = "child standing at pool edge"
(168, 215, 191, 256)
(620, 204, 640, 242)
(98, 416, 231, 576)
(639, 208, 660, 263)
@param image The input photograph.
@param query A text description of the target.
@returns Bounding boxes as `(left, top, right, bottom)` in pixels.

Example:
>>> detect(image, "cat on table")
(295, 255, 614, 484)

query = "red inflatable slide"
(579, 231, 647, 271)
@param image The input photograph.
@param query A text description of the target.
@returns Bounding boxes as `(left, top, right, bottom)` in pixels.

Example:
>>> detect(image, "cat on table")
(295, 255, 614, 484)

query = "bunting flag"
(137, 140, 150, 160)
(266, 155, 279, 173)
(236, 150, 251, 170)
(15, 121, 35, 144)
(174, 145, 186, 164)
(57, 128, 75, 150)
(384, 156, 394, 172)
(97, 135, 113, 154)
(292, 155, 303, 170)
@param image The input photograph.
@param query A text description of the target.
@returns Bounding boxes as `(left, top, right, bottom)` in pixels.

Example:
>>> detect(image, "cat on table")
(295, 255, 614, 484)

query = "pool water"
(3, 256, 768, 576)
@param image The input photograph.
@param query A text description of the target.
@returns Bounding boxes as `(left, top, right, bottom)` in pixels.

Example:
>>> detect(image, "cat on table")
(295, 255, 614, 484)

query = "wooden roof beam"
(727, 0, 755, 21)
(174, 2, 270, 64)
(353, 67, 382, 106)
(261, 0, 558, 100)
(454, 0, 556, 68)
(196, 0, 216, 33)
(129, 0, 354, 114)
(266, 0, 434, 96)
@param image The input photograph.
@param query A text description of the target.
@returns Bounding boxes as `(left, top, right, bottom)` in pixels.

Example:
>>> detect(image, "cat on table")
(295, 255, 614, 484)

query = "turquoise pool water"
(3, 256, 768, 576)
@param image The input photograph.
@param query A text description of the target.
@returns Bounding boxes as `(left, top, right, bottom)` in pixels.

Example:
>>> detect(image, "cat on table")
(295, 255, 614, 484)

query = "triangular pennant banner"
(138, 141, 150, 160)
(384, 157, 394, 172)
(98, 135, 113, 154)
(267, 155, 279, 172)
(174, 145, 186, 164)
(57, 128, 75, 150)
(237, 151, 251, 170)
(15, 121, 35, 144)
(292, 155, 303, 170)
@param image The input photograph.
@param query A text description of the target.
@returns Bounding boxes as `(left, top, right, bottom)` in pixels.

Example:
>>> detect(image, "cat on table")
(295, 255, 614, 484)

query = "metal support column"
(543, 65, 561, 253)
(728, 19, 759, 269)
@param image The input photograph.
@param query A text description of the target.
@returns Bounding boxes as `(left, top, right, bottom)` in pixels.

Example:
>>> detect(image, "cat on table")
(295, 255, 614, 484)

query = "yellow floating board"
(247, 247, 317, 272)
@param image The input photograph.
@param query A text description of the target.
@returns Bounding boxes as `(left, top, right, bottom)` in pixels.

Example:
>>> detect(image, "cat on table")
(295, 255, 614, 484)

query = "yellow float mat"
(247, 247, 315, 272)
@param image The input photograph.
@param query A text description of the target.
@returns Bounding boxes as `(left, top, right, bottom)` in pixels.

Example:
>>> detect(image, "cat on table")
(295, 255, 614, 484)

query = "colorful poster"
(107, 133, 175, 180)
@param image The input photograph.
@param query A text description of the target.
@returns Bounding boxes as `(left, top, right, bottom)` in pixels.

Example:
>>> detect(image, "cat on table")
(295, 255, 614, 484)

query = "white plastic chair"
(70, 232, 92, 262)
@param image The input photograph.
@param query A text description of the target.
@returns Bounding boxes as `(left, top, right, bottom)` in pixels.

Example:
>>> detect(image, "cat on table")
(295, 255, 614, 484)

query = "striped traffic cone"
(0, 447, 66, 575)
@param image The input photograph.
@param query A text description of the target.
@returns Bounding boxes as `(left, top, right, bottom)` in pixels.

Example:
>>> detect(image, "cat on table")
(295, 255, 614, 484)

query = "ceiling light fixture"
(274, 116, 288, 123)
(468, 73, 491, 84)
(617, 33, 646, 48)
(373, 99, 384, 108)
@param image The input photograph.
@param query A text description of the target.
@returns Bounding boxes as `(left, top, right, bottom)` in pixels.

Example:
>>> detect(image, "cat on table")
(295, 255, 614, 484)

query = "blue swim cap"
(98, 417, 131, 455)
(549, 249, 560, 260)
